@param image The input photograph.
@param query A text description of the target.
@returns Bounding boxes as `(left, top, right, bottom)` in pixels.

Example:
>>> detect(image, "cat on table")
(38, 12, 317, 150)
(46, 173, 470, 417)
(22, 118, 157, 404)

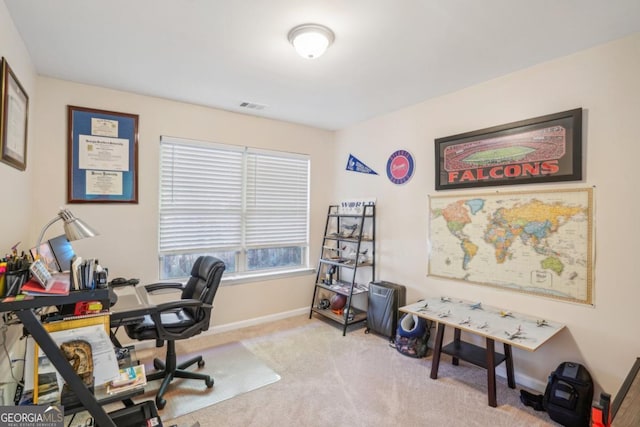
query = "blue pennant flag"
(346, 154, 378, 175)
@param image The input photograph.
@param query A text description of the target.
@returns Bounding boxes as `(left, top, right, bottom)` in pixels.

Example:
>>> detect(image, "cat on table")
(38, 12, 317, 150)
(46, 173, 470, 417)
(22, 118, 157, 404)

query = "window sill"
(221, 267, 315, 286)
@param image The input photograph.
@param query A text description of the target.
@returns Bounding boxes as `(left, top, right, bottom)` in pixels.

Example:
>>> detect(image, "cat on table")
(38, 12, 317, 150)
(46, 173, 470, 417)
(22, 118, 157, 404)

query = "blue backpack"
(394, 314, 430, 358)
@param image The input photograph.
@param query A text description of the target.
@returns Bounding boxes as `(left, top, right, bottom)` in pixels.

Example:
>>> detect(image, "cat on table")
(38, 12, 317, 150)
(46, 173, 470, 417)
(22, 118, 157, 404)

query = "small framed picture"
(0, 57, 29, 171)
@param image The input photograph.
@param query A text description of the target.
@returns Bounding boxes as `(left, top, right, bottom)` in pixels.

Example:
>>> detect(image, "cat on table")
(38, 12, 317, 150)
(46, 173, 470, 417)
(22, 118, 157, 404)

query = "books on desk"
(70, 257, 106, 290)
(21, 274, 70, 296)
(107, 364, 147, 395)
(71, 257, 95, 290)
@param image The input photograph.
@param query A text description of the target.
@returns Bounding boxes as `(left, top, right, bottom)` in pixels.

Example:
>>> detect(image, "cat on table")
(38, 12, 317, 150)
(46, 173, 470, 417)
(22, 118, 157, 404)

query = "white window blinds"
(246, 150, 310, 248)
(159, 137, 243, 254)
(159, 137, 310, 270)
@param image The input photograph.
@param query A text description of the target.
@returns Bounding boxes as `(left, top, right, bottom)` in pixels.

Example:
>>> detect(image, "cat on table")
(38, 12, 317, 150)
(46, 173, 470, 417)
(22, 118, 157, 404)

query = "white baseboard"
(133, 307, 309, 350)
(495, 364, 547, 393)
(211, 307, 309, 334)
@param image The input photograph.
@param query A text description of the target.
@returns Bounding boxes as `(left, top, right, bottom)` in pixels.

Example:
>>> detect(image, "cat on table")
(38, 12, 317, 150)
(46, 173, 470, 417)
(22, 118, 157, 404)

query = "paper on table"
(41, 324, 120, 386)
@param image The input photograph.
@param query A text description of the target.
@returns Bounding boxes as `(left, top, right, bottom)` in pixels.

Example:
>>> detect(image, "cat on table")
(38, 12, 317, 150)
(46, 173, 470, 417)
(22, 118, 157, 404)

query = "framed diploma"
(67, 105, 139, 203)
(0, 57, 29, 171)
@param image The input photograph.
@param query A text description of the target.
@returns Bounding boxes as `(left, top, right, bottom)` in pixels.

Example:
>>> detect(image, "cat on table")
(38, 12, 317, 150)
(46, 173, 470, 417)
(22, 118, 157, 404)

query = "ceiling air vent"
(239, 101, 267, 110)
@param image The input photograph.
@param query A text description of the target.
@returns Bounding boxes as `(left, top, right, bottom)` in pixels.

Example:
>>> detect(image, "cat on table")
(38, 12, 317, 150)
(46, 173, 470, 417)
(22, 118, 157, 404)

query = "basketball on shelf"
(330, 294, 347, 310)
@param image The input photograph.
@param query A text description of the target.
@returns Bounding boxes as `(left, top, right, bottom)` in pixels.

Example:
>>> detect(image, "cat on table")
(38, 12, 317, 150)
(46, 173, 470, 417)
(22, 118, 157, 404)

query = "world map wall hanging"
(428, 187, 593, 305)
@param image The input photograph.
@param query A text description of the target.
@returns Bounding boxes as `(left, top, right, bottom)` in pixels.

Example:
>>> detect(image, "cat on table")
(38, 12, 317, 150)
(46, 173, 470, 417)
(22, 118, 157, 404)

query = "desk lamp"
(36, 208, 99, 254)
(31, 208, 98, 286)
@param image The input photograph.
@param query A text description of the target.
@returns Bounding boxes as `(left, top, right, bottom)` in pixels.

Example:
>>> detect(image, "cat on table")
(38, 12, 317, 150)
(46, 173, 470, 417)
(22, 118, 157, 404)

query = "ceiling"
(5, 0, 640, 131)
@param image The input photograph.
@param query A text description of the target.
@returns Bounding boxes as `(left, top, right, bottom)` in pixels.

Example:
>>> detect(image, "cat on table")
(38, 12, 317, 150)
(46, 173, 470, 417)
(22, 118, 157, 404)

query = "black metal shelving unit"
(309, 204, 375, 335)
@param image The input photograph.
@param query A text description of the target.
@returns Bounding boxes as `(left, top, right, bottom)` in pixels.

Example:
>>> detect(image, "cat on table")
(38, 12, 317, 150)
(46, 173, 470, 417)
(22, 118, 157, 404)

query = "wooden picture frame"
(33, 314, 111, 404)
(0, 57, 29, 171)
(435, 108, 582, 190)
(67, 105, 139, 203)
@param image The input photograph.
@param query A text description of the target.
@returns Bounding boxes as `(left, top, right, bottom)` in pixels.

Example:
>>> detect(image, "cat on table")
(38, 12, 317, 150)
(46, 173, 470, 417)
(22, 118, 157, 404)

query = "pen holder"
(5, 268, 30, 297)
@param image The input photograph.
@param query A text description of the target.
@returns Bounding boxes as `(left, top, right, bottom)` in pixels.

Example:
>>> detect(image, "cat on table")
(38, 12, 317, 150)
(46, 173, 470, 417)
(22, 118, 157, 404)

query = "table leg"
(504, 343, 515, 389)
(430, 322, 446, 380)
(486, 337, 497, 407)
(452, 328, 461, 366)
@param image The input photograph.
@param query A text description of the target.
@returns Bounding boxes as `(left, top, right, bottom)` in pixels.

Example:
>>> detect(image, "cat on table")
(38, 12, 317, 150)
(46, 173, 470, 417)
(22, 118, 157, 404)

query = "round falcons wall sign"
(386, 150, 415, 185)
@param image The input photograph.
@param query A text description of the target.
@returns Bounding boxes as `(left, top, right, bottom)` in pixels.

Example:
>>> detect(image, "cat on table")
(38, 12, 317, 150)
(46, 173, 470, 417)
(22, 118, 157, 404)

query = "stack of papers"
(27, 323, 121, 404)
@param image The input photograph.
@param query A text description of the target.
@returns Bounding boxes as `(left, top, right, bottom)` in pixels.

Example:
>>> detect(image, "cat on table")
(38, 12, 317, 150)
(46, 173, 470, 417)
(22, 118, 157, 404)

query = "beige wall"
(0, 1, 37, 249)
(4, 0, 639, 400)
(28, 78, 334, 325)
(2, 3, 334, 395)
(1, 0, 335, 388)
(0, 1, 37, 397)
(333, 33, 640, 395)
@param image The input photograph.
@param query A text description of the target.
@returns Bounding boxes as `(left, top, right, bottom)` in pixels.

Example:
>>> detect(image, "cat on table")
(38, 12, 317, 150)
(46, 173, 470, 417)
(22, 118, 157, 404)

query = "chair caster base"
(156, 397, 166, 410)
(198, 359, 205, 368)
(153, 358, 164, 370)
(205, 377, 214, 388)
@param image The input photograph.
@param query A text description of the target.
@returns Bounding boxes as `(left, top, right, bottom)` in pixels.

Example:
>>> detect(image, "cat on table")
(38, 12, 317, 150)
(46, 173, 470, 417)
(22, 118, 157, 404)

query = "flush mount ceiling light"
(288, 23, 335, 59)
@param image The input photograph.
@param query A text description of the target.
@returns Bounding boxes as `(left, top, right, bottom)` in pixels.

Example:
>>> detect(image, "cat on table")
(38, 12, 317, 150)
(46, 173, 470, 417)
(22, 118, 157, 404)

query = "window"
(159, 136, 310, 280)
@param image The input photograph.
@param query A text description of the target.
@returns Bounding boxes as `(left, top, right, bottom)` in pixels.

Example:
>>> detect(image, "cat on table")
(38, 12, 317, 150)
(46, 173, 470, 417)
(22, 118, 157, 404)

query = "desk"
(109, 285, 155, 347)
(401, 297, 565, 407)
(110, 285, 154, 322)
(1, 289, 116, 427)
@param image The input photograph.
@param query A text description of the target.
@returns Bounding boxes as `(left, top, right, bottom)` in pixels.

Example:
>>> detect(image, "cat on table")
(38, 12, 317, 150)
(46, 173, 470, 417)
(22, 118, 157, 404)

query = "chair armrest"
(109, 278, 140, 288)
(149, 299, 213, 341)
(144, 282, 184, 294)
(153, 299, 206, 313)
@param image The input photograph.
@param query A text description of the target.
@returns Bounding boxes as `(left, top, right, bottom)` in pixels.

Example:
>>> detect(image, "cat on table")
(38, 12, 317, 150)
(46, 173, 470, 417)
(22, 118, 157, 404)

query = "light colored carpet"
(162, 315, 557, 427)
(68, 315, 557, 426)
(65, 341, 280, 426)
(133, 341, 281, 420)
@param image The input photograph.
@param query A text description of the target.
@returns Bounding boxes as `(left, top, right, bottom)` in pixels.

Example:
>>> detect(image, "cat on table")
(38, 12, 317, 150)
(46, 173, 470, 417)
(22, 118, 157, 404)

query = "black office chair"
(125, 256, 225, 409)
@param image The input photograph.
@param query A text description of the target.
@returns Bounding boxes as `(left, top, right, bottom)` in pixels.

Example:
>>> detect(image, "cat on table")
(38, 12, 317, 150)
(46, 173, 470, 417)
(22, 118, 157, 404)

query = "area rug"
(133, 341, 281, 421)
